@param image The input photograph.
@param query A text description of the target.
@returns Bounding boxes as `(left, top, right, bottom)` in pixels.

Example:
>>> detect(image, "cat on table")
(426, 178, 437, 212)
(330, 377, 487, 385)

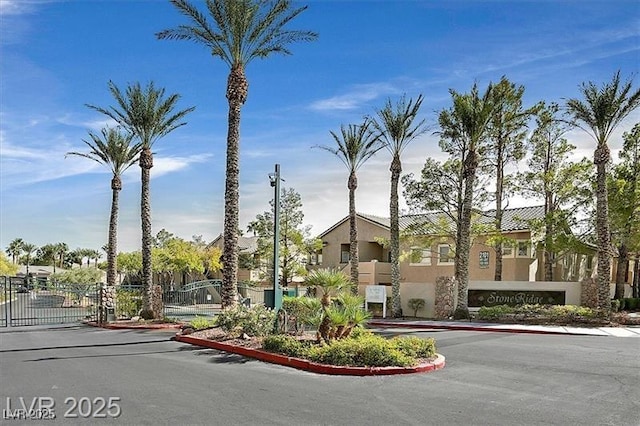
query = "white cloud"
(0, 0, 32, 15)
(151, 154, 214, 178)
(309, 82, 402, 112)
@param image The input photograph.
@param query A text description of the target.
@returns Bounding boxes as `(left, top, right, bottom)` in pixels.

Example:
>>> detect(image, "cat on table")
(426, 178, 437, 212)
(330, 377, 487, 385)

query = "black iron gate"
(1, 276, 7, 327)
(0, 276, 97, 327)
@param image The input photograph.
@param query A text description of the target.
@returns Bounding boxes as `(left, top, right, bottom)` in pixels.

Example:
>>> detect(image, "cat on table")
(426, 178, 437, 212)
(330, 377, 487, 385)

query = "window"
(585, 255, 593, 271)
(410, 247, 432, 266)
(340, 244, 350, 263)
(438, 244, 454, 265)
(502, 243, 514, 257)
(516, 240, 531, 258)
(479, 251, 490, 268)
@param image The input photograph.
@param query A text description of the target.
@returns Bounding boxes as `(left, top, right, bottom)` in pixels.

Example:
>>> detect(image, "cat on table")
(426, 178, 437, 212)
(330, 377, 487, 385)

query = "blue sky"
(1, 0, 638, 255)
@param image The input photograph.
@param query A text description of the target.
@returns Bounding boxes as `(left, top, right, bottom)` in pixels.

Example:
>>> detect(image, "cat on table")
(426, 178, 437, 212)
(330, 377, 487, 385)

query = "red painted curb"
(174, 334, 445, 376)
(83, 321, 183, 330)
(367, 321, 580, 336)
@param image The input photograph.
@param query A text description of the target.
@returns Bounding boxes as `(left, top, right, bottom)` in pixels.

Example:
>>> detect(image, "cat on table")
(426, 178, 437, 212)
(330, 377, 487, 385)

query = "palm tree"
(21, 243, 37, 278)
(54, 242, 69, 270)
(67, 127, 142, 288)
(439, 83, 496, 319)
(90, 250, 103, 268)
(372, 94, 427, 318)
(305, 268, 349, 343)
(157, 0, 317, 308)
(566, 71, 640, 309)
(6, 238, 24, 264)
(317, 119, 384, 289)
(87, 81, 194, 319)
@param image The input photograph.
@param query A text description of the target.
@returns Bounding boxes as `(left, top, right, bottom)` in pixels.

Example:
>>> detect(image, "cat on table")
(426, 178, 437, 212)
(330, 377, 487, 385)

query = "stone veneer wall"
(99, 285, 116, 323)
(434, 276, 456, 319)
(580, 277, 599, 309)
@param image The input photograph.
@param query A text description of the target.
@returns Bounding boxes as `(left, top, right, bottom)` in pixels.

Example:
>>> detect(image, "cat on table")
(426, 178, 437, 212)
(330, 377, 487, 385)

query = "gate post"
(98, 284, 116, 324)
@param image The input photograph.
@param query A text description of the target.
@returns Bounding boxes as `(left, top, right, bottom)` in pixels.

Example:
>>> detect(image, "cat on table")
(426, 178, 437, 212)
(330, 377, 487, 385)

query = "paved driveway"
(0, 325, 638, 425)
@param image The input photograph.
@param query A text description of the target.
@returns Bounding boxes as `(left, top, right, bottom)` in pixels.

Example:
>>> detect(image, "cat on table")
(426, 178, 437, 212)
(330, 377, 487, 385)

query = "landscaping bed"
(473, 304, 640, 326)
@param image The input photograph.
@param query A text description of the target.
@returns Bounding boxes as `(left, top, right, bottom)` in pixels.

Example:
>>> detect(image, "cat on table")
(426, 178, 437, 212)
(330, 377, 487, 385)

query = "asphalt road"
(0, 325, 638, 426)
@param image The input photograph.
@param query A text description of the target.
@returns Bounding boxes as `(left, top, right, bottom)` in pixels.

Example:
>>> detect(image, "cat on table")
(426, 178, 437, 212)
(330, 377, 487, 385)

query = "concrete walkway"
(367, 318, 640, 337)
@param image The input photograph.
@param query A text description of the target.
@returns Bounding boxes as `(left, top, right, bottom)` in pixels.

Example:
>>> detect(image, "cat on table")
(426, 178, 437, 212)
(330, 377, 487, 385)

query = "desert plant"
(408, 298, 426, 317)
(216, 304, 277, 337)
(190, 316, 217, 331)
(390, 336, 436, 359)
(307, 333, 415, 367)
(263, 334, 314, 358)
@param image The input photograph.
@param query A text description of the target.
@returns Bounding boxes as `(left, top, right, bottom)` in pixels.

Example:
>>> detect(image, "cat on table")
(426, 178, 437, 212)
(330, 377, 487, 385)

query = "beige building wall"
(400, 231, 535, 283)
(360, 280, 584, 319)
(319, 217, 389, 268)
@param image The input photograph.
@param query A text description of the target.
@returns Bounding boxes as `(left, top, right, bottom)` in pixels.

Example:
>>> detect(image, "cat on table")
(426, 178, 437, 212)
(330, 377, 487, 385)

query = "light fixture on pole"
(268, 164, 282, 311)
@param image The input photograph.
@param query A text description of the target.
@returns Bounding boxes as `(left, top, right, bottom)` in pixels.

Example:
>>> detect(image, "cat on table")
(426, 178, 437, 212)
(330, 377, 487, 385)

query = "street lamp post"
(269, 164, 282, 311)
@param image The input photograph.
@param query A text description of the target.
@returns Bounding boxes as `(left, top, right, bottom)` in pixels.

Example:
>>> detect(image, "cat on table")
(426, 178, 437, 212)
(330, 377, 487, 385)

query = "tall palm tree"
(439, 83, 496, 319)
(21, 243, 37, 278)
(566, 71, 640, 309)
(371, 94, 427, 318)
(317, 119, 384, 289)
(87, 81, 194, 319)
(6, 238, 24, 264)
(67, 127, 142, 288)
(157, 0, 317, 308)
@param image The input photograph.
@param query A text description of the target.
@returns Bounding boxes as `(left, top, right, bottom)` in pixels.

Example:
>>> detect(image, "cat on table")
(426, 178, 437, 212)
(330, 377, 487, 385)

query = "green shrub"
(624, 298, 639, 311)
(283, 296, 322, 332)
(307, 333, 414, 367)
(390, 336, 436, 358)
(477, 305, 514, 320)
(263, 335, 313, 358)
(190, 316, 216, 331)
(611, 299, 621, 312)
(408, 298, 426, 317)
(216, 304, 276, 337)
(116, 289, 142, 318)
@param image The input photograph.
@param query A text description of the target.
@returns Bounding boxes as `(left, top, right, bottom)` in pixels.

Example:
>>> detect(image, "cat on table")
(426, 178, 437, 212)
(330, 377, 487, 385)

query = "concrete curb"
(83, 320, 183, 330)
(174, 333, 446, 376)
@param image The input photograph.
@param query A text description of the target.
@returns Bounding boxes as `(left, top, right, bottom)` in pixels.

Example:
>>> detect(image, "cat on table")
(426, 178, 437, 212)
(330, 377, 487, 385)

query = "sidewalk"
(367, 318, 640, 337)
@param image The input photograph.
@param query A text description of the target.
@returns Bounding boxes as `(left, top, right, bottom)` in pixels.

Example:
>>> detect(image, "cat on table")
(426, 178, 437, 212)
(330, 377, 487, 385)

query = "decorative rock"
(434, 276, 456, 320)
(580, 277, 599, 309)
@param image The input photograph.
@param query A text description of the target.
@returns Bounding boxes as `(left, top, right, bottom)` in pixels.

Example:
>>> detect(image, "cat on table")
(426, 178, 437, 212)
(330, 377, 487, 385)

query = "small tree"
(0, 252, 18, 276)
(247, 188, 321, 288)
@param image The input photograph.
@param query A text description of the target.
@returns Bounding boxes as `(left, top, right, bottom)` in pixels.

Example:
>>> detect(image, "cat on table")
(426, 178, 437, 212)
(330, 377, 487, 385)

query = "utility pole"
(269, 164, 282, 311)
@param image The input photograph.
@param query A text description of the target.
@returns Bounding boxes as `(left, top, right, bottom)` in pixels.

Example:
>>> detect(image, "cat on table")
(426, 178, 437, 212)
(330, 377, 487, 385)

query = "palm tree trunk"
(454, 155, 465, 282)
(390, 155, 402, 317)
(615, 243, 629, 299)
(348, 170, 359, 291)
(221, 65, 248, 308)
(107, 176, 121, 287)
(140, 147, 159, 317)
(456, 150, 478, 319)
(595, 143, 612, 309)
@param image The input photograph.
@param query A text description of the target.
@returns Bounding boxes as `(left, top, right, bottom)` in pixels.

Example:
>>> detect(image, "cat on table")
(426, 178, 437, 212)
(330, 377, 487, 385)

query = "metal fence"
(0, 276, 310, 326)
(1, 276, 7, 327)
(0, 276, 98, 327)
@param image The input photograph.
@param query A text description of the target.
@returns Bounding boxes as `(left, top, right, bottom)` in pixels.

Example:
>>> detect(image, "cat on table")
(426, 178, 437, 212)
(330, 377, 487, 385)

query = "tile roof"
(319, 205, 546, 237)
(401, 205, 545, 233)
